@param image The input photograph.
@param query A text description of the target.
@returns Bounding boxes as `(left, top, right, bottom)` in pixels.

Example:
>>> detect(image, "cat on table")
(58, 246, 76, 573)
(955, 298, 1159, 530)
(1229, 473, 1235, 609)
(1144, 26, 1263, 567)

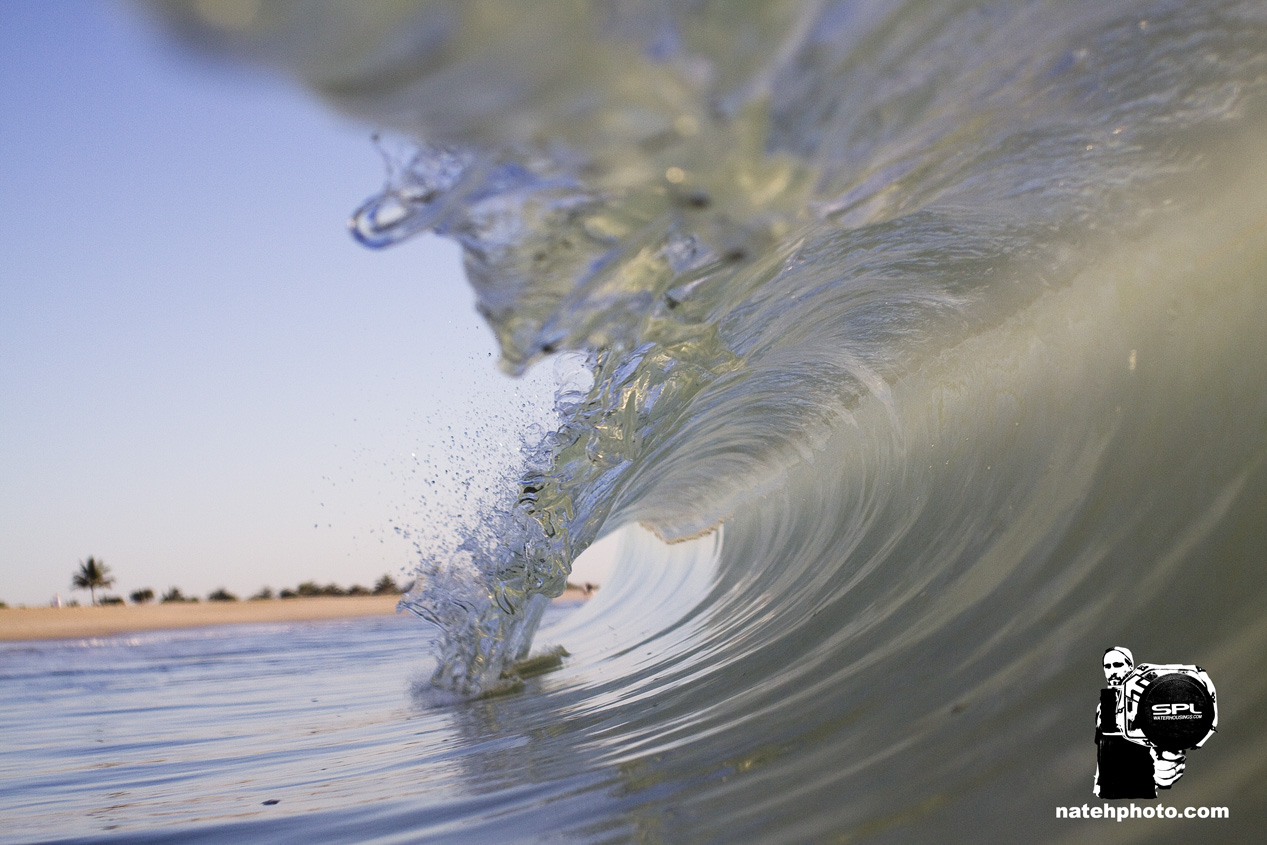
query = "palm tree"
(72, 556, 114, 606)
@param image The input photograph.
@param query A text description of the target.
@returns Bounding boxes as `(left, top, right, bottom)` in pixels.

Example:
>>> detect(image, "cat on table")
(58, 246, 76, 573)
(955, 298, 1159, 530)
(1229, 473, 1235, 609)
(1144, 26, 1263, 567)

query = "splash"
(392, 352, 593, 695)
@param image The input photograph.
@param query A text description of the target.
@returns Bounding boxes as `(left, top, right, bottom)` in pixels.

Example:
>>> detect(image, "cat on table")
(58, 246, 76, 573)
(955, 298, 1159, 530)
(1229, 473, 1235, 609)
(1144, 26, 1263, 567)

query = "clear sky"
(0, 2, 567, 606)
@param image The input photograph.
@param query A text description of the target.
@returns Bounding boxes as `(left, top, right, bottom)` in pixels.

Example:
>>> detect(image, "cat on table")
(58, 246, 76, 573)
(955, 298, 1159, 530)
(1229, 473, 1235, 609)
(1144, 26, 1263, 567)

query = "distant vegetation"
(140, 575, 407, 604)
(51, 561, 409, 608)
(72, 557, 114, 606)
(274, 575, 406, 599)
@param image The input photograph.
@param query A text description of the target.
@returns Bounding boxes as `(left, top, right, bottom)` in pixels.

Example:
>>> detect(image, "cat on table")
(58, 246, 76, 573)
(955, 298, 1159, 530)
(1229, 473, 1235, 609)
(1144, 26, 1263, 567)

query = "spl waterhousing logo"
(1094, 646, 1217, 800)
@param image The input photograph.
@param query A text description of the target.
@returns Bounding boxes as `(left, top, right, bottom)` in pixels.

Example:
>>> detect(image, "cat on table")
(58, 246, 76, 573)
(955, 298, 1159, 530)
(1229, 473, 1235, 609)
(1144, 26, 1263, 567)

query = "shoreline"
(0, 588, 593, 642)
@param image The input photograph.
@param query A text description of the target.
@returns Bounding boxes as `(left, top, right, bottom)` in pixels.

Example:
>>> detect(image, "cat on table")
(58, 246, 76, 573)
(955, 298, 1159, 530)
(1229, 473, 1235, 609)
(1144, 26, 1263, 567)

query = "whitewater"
(35, 0, 1266, 841)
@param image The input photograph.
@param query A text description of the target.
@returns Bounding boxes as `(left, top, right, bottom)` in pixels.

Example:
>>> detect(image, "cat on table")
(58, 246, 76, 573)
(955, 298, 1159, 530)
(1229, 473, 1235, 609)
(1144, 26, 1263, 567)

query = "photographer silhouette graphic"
(1094, 646, 1217, 799)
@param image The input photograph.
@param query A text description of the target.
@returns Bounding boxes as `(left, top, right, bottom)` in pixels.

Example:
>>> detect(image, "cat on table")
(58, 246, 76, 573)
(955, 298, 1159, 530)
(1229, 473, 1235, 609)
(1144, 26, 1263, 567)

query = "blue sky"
(0, 2, 562, 605)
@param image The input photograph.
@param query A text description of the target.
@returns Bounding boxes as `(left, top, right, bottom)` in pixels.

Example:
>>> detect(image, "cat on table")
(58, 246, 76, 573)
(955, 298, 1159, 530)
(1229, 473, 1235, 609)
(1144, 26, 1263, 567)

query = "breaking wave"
(155, 1, 1267, 839)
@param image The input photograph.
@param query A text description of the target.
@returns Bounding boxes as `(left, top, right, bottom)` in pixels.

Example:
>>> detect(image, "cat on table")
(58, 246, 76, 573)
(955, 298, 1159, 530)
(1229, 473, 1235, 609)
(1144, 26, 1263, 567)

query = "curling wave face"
(157, 2, 1267, 839)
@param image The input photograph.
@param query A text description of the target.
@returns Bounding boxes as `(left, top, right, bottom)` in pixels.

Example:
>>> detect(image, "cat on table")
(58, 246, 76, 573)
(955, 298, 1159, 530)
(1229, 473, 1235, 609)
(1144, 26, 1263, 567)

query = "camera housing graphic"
(1111, 664, 1217, 752)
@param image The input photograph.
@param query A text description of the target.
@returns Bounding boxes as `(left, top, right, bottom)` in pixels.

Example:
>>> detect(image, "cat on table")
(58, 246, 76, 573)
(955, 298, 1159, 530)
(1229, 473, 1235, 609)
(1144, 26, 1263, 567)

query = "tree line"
(65, 557, 406, 606)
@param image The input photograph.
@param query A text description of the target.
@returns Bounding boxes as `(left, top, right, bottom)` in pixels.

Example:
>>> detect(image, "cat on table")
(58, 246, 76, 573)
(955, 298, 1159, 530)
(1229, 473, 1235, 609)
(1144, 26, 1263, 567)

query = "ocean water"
(0, 605, 596, 843)
(29, 0, 1267, 840)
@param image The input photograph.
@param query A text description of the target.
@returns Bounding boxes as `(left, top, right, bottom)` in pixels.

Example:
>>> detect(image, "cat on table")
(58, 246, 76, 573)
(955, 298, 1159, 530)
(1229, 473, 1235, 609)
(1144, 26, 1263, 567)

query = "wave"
(154, 1, 1267, 839)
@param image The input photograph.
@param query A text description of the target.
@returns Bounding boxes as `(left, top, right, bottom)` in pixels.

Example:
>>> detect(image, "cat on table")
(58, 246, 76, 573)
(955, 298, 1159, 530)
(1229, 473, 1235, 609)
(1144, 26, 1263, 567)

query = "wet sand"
(0, 588, 594, 642)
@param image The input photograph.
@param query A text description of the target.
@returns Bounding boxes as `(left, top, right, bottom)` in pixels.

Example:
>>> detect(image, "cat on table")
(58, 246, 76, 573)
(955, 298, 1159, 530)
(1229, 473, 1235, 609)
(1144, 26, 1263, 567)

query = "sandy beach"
(0, 588, 595, 642)
(0, 596, 403, 641)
